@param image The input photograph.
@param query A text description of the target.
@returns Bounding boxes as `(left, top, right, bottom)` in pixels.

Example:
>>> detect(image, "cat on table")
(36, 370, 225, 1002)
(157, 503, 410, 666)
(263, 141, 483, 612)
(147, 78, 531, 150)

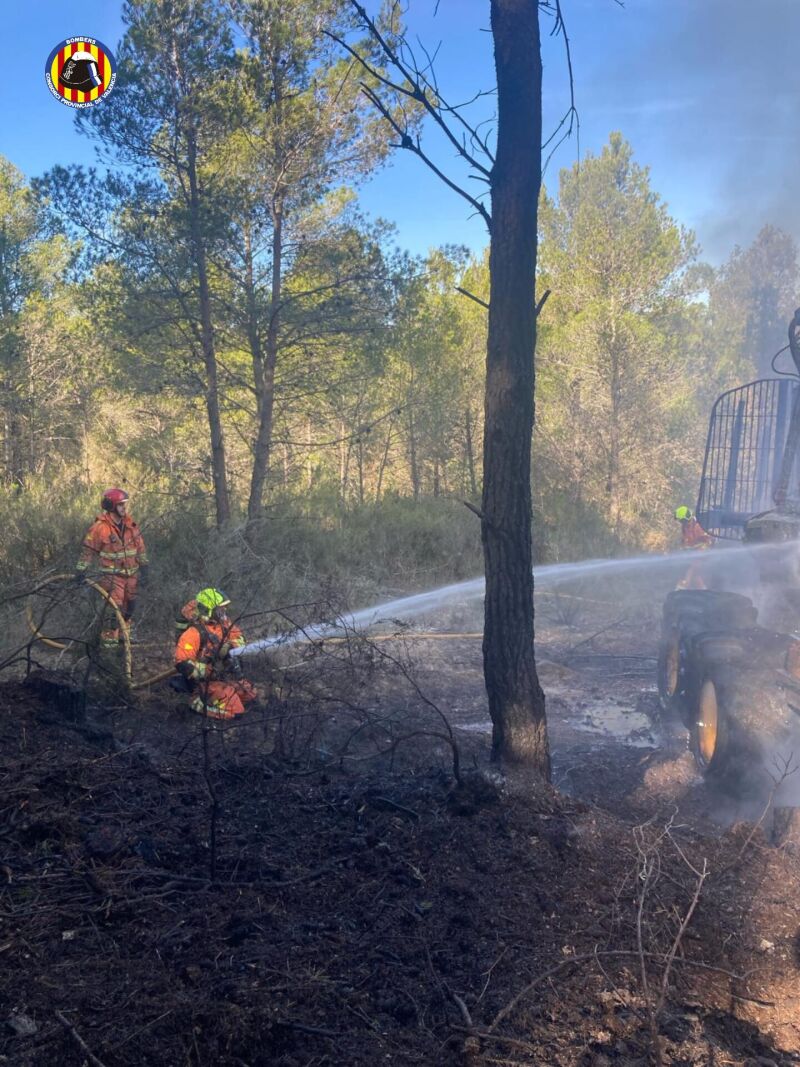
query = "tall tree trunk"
(608, 313, 622, 539)
(2, 397, 12, 485)
(187, 126, 230, 527)
(407, 407, 421, 501)
(375, 414, 395, 503)
(247, 202, 283, 528)
(339, 420, 348, 501)
(357, 439, 365, 504)
(306, 416, 313, 490)
(483, 0, 549, 773)
(243, 225, 264, 412)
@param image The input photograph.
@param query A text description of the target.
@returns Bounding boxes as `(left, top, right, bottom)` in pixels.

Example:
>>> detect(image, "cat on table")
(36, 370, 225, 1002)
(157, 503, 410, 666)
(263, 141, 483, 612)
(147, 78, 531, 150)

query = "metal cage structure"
(696, 377, 800, 539)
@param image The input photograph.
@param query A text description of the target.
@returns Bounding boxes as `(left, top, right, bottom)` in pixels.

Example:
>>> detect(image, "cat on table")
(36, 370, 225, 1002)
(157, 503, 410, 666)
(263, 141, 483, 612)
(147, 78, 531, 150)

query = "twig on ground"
(452, 992, 473, 1027)
(559, 616, 630, 658)
(487, 949, 743, 1034)
(633, 820, 709, 1065)
(723, 752, 798, 871)
(55, 1010, 110, 1067)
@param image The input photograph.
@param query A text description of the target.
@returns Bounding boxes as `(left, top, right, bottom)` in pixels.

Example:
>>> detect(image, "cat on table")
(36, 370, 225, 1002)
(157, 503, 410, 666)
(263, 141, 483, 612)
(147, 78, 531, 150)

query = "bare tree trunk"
(407, 406, 421, 502)
(357, 439, 365, 504)
(243, 224, 264, 414)
(2, 403, 12, 485)
(305, 416, 313, 491)
(342, 437, 353, 503)
(339, 420, 348, 501)
(375, 415, 395, 502)
(482, 0, 549, 773)
(187, 125, 230, 527)
(247, 202, 283, 528)
(609, 321, 622, 540)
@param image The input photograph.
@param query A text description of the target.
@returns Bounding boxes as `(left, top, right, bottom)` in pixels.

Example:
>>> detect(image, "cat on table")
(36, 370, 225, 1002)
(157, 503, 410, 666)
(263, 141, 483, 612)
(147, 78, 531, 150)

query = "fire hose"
(25, 574, 175, 690)
(28, 576, 485, 691)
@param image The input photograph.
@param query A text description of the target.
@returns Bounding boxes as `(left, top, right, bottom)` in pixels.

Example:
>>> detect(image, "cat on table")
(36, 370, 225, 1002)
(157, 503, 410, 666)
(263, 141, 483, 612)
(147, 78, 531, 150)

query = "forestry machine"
(657, 309, 800, 793)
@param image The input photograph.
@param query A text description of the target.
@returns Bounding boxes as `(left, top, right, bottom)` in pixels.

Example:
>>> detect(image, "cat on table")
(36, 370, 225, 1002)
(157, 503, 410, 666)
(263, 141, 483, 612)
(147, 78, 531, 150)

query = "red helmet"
(101, 487, 129, 511)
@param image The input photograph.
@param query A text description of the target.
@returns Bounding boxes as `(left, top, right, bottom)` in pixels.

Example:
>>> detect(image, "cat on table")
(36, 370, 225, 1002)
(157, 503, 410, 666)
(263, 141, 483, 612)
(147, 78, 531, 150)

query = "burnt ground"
(2, 581, 800, 1067)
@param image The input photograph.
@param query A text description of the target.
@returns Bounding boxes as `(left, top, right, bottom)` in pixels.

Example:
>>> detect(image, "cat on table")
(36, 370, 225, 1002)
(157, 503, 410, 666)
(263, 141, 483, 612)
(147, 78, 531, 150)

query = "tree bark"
(187, 124, 230, 527)
(375, 413, 395, 502)
(772, 806, 800, 853)
(482, 0, 549, 773)
(407, 399, 421, 502)
(247, 201, 282, 529)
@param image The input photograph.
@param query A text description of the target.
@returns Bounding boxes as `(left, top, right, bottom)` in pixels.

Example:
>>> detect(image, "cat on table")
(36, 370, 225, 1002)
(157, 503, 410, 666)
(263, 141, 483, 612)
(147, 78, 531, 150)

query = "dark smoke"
(568, 0, 800, 260)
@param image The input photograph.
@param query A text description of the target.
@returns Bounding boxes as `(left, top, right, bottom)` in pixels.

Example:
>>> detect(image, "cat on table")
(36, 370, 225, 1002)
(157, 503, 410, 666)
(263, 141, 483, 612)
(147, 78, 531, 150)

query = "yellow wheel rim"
(697, 679, 719, 764)
(665, 633, 679, 697)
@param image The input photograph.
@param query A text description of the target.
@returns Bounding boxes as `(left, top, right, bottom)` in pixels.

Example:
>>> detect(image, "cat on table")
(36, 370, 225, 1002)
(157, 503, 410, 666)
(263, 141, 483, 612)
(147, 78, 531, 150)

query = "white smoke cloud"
(559, 0, 800, 260)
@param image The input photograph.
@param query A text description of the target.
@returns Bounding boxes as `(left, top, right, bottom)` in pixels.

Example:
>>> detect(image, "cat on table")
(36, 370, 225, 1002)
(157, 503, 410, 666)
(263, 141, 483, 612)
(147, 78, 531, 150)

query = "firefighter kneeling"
(174, 588, 257, 720)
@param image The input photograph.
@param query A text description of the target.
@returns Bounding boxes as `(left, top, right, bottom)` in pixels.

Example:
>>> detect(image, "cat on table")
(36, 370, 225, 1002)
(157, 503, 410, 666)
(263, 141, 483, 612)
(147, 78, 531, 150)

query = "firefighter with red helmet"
(174, 588, 257, 720)
(75, 488, 149, 647)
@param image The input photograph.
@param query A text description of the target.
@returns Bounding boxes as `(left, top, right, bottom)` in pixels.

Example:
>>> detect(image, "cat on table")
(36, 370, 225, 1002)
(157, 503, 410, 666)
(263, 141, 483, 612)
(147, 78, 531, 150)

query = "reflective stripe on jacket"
(76, 513, 148, 576)
(174, 620, 245, 679)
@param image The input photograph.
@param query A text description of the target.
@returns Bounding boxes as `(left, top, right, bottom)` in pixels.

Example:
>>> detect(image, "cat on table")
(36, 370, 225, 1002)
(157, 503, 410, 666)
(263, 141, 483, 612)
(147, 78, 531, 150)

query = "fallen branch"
(366, 795, 420, 820)
(452, 992, 473, 1027)
(55, 1010, 110, 1067)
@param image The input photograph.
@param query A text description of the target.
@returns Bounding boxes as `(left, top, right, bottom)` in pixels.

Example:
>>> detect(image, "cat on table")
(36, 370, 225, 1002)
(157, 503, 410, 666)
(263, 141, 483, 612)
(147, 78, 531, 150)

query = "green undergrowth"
(1, 485, 485, 657)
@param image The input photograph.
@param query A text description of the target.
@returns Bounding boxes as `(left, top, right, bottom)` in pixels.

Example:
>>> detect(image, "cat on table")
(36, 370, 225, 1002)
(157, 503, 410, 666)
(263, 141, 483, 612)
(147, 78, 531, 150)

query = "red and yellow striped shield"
(45, 37, 117, 108)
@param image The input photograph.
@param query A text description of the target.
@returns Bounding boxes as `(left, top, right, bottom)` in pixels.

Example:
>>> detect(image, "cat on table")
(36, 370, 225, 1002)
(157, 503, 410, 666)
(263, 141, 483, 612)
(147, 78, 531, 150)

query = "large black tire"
(687, 662, 798, 796)
(680, 631, 749, 728)
(662, 589, 757, 629)
(657, 591, 757, 720)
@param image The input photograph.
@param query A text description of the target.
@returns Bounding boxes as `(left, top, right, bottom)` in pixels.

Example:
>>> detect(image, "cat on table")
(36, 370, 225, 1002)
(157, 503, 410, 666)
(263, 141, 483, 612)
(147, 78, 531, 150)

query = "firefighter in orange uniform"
(75, 488, 149, 647)
(174, 588, 257, 720)
(674, 505, 714, 589)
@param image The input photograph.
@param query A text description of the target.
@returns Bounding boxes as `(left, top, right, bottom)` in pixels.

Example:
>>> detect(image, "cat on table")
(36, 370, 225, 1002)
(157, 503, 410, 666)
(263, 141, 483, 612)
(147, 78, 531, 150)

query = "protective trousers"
(99, 574, 139, 646)
(190, 679, 257, 720)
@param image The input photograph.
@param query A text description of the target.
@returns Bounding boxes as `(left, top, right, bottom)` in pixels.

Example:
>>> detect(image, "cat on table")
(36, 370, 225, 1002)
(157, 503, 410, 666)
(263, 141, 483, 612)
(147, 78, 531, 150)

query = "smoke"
(572, 0, 800, 261)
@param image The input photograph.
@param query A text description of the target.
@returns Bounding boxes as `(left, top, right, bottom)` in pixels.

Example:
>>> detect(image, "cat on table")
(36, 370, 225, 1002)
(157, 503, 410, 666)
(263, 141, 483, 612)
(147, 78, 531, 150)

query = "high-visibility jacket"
(76, 513, 148, 577)
(174, 618, 252, 719)
(680, 517, 714, 549)
(174, 619, 246, 682)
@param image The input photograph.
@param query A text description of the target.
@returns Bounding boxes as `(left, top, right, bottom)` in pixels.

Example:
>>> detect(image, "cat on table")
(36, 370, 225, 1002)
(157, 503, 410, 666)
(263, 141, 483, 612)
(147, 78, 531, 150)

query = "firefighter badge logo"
(45, 38, 117, 108)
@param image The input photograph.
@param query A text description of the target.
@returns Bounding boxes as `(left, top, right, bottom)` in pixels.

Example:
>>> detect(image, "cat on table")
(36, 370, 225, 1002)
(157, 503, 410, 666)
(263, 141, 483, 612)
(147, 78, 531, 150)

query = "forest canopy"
(1, 0, 798, 600)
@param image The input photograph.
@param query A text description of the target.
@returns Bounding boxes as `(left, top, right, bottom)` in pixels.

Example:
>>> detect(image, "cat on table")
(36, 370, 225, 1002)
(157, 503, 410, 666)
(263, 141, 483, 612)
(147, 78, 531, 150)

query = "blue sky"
(4, 1, 799, 264)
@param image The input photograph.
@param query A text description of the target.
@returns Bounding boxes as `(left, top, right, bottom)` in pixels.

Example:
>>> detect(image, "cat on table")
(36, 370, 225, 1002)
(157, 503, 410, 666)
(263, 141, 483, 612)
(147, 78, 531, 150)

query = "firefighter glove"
(219, 641, 232, 658)
(73, 568, 87, 586)
(138, 564, 150, 589)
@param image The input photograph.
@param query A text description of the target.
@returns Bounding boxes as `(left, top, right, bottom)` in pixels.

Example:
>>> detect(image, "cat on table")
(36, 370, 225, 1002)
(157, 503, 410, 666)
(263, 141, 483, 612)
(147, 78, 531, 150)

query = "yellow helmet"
(674, 506, 693, 521)
(196, 588, 230, 618)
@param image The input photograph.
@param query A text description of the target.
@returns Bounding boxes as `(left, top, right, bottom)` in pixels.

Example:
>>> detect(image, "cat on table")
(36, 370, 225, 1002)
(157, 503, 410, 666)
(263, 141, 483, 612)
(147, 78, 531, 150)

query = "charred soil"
(1, 608, 800, 1066)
